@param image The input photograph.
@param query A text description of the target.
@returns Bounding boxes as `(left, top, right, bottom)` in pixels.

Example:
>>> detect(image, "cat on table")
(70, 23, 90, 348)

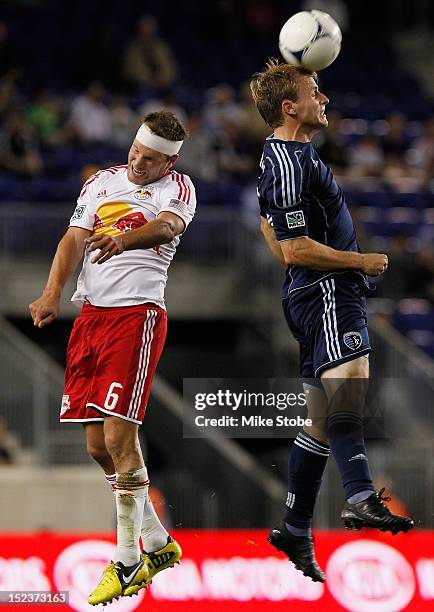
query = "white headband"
(136, 124, 183, 156)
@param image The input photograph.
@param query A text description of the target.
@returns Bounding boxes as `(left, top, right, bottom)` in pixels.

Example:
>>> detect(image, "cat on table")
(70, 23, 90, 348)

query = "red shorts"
(60, 303, 167, 425)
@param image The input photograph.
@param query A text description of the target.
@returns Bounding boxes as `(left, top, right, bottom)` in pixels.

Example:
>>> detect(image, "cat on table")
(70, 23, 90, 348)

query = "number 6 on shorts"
(104, 382, 124, 410)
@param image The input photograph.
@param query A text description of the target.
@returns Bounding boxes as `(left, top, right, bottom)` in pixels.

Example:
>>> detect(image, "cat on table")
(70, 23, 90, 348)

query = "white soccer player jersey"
(69, 165, 196, 309)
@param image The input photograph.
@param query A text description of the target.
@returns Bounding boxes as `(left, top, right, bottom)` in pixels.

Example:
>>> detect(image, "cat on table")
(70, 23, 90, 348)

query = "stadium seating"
(393, 299, 434, 358)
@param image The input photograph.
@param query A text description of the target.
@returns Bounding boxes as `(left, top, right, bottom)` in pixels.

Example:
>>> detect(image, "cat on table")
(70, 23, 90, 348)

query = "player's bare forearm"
(44, 228, 90, 295)
(260, 217, 286, 267)
(280, 237, 388, 276)
(86, 211, 185, 264)
(122, 217, 178, 250)
(29, 227, 90, 327)
(281, 237, 361, 270)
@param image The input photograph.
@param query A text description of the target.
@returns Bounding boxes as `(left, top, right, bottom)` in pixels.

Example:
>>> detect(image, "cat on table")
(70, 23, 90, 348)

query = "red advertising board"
(0, 530, 433, 611)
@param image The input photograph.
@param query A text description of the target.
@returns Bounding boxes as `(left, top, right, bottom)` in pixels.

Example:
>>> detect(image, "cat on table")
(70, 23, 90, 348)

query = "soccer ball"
(279, 10, 342, 71)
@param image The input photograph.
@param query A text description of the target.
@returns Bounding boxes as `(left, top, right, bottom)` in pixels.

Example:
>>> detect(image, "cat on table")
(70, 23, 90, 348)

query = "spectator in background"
(418, 210, 434, 251)
(383, 153, 423, 190)
(139, 88, 187, 127)
(407, 245, 434, 303)
(381, 112, 410, 157)
(215, 120, 255, 183)
(406, 117, 434, 180)
(203, 84, 243, 138)
(349, 134, 384, 178)
(175, 113, 218, 182)
(0, 22, 20, 80)
(69, 81, 111, 145)
(0, 109, 43, 175)
(109, 95, 137, 149)
(123, 15, 178, 91)
(26, 87, 66, 145)
(0, 74, 20, 123)
(238, 80, 271, 160)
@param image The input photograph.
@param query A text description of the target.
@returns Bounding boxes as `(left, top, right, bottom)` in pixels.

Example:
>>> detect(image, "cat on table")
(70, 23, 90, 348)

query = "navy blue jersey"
(257, 137, 370, 297)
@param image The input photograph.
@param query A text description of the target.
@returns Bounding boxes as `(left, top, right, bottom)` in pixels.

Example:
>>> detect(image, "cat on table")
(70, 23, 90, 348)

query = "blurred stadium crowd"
(0, 0, 433, 356)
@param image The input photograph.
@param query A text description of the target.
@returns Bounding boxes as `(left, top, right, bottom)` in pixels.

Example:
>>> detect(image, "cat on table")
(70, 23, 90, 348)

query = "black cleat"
(341, 488, 414, 535)
(268, 523, 326, 583)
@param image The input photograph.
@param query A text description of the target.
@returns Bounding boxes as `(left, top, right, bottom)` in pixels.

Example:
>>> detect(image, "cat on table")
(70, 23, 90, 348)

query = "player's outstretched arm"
(280, 236, 388, 276)
(260, 217, 286, 267)
(29, 227, 91, 328)
(86, 212, 185, 264)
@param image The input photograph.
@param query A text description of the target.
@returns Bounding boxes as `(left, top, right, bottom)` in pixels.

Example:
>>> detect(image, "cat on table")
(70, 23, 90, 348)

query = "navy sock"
(284, 431, 330, 530)
(347, 490, 374, 504)
(285, 523, 312, 538)
(327, 411, 375, 500)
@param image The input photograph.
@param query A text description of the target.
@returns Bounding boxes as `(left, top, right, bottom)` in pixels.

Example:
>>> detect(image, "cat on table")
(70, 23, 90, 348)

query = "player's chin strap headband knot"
(136, 124, 183, 156)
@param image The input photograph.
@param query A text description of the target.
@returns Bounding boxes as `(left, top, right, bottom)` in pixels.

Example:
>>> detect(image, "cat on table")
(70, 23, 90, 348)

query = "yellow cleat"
(88, 558, 148, 606)
(123, 536, 182, 597)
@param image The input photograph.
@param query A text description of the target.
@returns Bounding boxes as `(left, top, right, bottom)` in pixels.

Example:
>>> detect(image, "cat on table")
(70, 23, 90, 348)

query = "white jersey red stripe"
(69, 166, 196, 309)
(80, 172, 103, 197)
(171, 171, 191, 204)
(80, 166, 124, 197)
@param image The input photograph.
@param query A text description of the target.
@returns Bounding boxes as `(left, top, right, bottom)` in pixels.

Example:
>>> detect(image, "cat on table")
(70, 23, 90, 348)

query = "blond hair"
(250, 58, 317, 128)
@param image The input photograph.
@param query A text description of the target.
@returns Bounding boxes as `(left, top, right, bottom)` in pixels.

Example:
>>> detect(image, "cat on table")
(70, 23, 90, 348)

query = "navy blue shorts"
(282, 275, 371, 378)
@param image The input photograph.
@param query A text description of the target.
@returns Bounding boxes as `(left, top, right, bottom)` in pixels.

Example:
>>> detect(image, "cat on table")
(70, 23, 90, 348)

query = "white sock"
(141, 492, 169, 553)
(105, 470, 168, 555)
(114, 467, 148, 566)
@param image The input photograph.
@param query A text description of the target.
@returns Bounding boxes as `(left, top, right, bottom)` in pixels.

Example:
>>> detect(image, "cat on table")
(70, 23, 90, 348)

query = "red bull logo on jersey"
(112, 211, 146, 232)
(134, 186, 154, 200)
(93, 201, 162, 256)
(93, 202, 137, 236)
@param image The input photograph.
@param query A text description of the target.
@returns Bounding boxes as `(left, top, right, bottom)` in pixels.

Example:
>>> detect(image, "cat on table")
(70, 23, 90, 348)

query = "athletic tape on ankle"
(115, 471, 150, 491)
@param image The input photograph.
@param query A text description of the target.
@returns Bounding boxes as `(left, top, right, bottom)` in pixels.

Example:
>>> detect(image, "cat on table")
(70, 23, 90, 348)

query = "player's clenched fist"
(360, 253, 388, 276)
(29, 293, 60, 328)
(85, 233, 125, 264)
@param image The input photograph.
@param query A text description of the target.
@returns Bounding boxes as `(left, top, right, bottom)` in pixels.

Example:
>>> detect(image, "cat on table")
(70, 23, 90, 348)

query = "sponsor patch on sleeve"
(285, 210, 305, 229)
(70, 204, 86, 222)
